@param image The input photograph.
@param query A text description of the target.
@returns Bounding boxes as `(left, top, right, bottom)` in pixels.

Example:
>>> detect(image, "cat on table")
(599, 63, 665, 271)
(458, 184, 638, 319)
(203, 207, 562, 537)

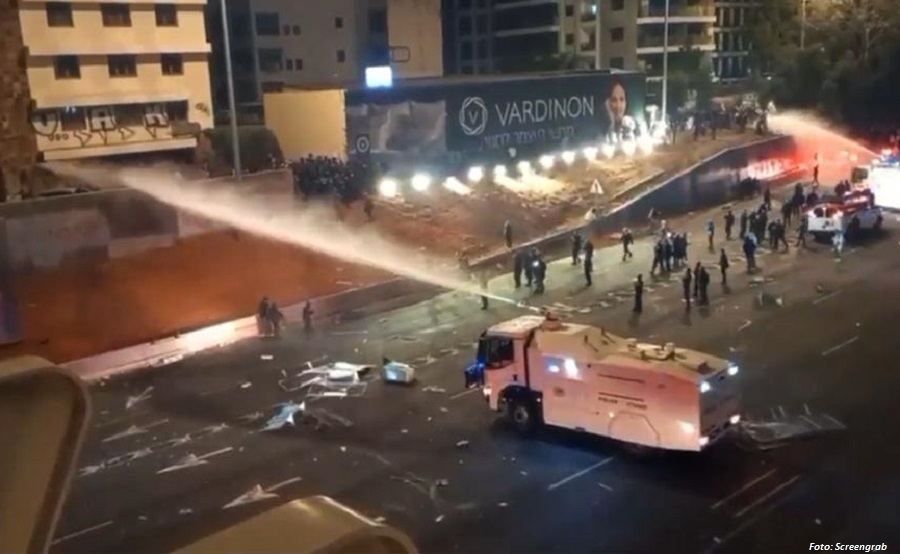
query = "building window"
(101, 4, 131, 27)
(53, 56, 80, 79)
(565, 33, 574, 45)
(161, 54, 183, 75)
(610, 56, 624, 69)
(369, 9, 387, 33)
(46, 2, 73, 27)
(335, 16, 343, 29)
(295, 58, 303, 70)
(477, 39, 488, 59)
(461, 41, 472, 60)
(60, 107, 86, 131)
(115, 104, 144, 127)
(337, 49, 346, 63)
(459, 16, 471, 36)
(166, 101, 188, 123)
(255, 12, 279, 36)
(477, 15, 488, 34)
(612, 0, 624, 10)
(155, 4, 177, 26)
(611, 27, 624, 42)
(292, 25, 301, 35)
(258, 48, 282, 73)
(285, 59, 293, 70)
(108, 55, 137, 77)
(565, 4, 574, 16)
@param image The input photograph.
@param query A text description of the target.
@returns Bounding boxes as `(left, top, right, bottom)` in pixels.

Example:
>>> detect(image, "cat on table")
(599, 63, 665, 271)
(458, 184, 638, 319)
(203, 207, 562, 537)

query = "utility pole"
(594, 0, 601, 70)
(800, 0, 806, 50)
(219, 0, 243, 180)
(661, 0, 670, 124)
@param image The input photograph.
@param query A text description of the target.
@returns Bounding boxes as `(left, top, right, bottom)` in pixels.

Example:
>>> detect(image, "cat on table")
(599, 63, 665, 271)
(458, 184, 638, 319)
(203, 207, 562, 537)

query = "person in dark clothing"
(651, 240, 663, 275)
(503, 220, 513, 248)
(739, 209, 749, 239)
(763, 186, 772, 210)
(513, 249, 524, 288)
(743, 235, 756, 272)
(532, 255, 547, 294)
(706, 220, 715, 251)
(680, 233, 690, 266)
(523, 249, 534, 287)
(796, 215, 808, 248)
(267, 302, 284, 338)
(806, 190, 818, 207)
(719, 249, 729, 285)
(693, 262, 702, 298)
(302, 300, 314, 334)
(698, 267, 710, 305)
(813, 160, 820, 184)
(571, 232, 583, 265)
(682, 268, 693, 310)
(584, 255, 593, 286)
(363, 197, 374, 221)
(479, 272, 489, 310)
(583, 238, 595, 263)
(633, 274, 644, 313)
(662, 238, 673, 273)
(768, 220, 778, 250)
(782, 199, 793, 227)
(257, 296, 272, 336)
(756, 210, 768, 245)
(724, 209, 735, 240)
(621, 228, 634, 261)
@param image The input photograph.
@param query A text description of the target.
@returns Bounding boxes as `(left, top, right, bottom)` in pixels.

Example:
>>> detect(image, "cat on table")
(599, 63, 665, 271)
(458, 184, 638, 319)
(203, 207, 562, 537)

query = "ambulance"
(467, 314, 741, 452)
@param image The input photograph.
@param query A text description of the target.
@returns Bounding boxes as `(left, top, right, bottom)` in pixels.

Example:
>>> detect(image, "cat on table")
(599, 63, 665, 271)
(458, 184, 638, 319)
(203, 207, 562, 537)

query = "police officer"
(698, 266, 710, 305)
(796, 215, 808, 248)
(651, 240, 663, 275)
(693, 261, 702, 298)
(621, 227, 634, 261)
(513, 249, 524, 288)
(739, 209, 749, 239)
(583, 238, 595, 264)
(724, 209, 735, 240)
(763, 185, 772, 210)
(663, 237, 673, 273)
(719, 249, 729, 285)
(682, 267, 693, 310)
(571, 231, 583, 265)
(633, 274, 644, 313)
(584, 252, 593, 287)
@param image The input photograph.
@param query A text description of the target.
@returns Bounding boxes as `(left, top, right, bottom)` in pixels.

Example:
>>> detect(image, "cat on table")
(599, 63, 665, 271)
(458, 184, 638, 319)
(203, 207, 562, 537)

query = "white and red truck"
(806, 188, 882, 241)
(466, 313, 741, 452)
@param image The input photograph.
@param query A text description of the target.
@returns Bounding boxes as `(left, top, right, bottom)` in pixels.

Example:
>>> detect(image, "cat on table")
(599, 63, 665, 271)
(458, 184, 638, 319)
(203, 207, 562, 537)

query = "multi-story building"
(443, 0, 719, 84)
(18, 0, 213, 161)
(713, 0, 759, 82)
(0, 0, 37, 199)
(208, 0, 442, 125)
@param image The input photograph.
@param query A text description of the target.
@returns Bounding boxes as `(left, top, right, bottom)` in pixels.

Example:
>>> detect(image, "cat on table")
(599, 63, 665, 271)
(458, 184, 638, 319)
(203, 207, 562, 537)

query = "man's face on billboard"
(608, 83, 627, 123)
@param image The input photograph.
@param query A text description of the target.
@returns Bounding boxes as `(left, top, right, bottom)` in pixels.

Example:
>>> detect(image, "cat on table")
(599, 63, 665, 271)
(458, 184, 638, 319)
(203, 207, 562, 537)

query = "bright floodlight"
(582, 146, 598, 160)
(601, 142, 615, 159)
(411, 173, 432, 192)
(561, 151, 576, 165)
(467, 166, 484, 183)
(517, 160, 533, 175)
(493, 164, 508, 179)
(539, 154, 555, 170)
(621, 140, 637, 157)
(378, 178, 399, 198)
(638, 135, 654, 155)
(443, 177, 472, 195)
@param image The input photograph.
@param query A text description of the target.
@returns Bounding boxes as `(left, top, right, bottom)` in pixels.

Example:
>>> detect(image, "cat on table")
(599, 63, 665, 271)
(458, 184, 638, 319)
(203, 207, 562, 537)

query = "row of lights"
(377, 131, 665, 199)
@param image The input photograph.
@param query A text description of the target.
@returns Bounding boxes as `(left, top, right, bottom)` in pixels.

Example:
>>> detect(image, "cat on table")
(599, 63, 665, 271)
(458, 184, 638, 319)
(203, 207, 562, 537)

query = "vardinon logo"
(459, 97, 488, 136)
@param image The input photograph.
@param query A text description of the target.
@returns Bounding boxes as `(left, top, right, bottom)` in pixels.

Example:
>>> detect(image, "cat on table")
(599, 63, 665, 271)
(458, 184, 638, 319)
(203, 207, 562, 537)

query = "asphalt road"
(51, 194, 900, 554)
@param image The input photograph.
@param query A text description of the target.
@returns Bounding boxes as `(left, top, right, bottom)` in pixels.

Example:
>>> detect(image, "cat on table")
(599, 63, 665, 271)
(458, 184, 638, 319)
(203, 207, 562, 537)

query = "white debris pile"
(737, 406, 846, 450)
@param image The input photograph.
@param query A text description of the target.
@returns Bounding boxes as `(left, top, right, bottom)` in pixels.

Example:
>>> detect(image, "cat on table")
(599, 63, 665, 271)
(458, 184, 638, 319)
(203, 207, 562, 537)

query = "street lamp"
(219, 0, 242, 180)
(661, 0, 670, 128)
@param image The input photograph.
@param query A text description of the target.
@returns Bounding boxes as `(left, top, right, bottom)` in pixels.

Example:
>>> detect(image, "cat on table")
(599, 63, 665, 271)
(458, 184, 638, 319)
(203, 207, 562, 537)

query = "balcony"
(637, 3, 716, 25)
(636, 32, 716, 55)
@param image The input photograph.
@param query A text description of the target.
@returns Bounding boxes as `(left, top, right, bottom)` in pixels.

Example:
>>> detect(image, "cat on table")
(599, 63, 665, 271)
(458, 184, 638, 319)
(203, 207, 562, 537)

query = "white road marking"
(737, 320, 752, 332)
(547, 457, 614, 491)
(710, 469, 777, 510)
(450, 388, 479, 400)
(821, 336, 859, 357)
(733, 475, 801, 519)
(812, 290, 841, 305)
(266, 476, 303, 492)
(51, 520, 114, 545)
(702, 483, 793, 554)
(596, 482, 614, 492)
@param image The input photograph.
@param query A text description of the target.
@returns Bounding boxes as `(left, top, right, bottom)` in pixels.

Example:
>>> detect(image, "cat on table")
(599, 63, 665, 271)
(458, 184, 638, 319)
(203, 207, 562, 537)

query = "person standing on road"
(513, 249, 524, 288)
(533, 254, 547, 294)
(767, 220, 778, 250)
(503, 220, 513, 249)
(693, 262, 702, 298)
(651, 240, 663, 275)
(698, 266, 710, 305)
(257, 296, 272, 337)
(479, 271, 490, 310)
(682, 268, 693, 310)
(662, 236, 673, 273)
(724, 209, 735, 240)
(633, 274, 644, 313)
(776, 220, 790, 252)
(743, 235, 756, 272)
(571, 231, 583, 265)
(719, 249, 729, 285)
(706, 220, 715, 251)
(796, 215, 808, 248)
(832, 231, 844, 260)
(739, 209, 749, 239)
(523, 248, 534, 287)
(267, 301, 284, 338)
(763, 185, 772, 211)
(302, 300, 314, 334)
(584, 253, 593, 287)
(621, 227, 634, 261)
(813, 156, 820, 185)
(782, 199, 793, 228)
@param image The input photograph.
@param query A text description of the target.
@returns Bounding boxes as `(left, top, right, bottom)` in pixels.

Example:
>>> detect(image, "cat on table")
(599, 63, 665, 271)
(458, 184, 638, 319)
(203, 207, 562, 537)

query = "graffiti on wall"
(31, 103, 178, 148)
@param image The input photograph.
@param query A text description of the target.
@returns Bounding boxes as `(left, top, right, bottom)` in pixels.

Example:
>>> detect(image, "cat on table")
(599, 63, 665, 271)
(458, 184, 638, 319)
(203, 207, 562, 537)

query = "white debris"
(713, 537, 722, 544)
(401, 429, 409, 434)
(422, 386, 447, 393)
(340, 446, 347, 453)
(261, 354, 274, 360)
(138, 515, 148, 521)
(383, 359, 416, 384)
(261, 401, 305, 431)
(439, 407, 449, 413)
(374, 516, 387, 524)
(158, 454, 208, 474)
(178, 508, 193, 515)
(455, 440, 470, 448)
(815, 518, 822, 525)
(240, 382, 252, 389)
(434, 515, 445, 523)
(102, 424, 149, 443)
(126, 386, 154, 410)
(223, 484, 278, 509)
(519, 471, 528, 477)
(497, 502, 508, 508)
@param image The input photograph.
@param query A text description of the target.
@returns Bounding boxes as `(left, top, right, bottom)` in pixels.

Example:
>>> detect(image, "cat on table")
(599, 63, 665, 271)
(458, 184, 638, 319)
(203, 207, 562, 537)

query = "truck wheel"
(507, 398, 538, 436)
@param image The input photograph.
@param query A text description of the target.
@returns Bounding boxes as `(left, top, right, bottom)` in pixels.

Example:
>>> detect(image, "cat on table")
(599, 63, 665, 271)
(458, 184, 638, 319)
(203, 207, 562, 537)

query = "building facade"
(0, 0, 38, 199)
(713, 0, 759, 82)
(208, 0, 443, 125)
(18, 0, 213, 161)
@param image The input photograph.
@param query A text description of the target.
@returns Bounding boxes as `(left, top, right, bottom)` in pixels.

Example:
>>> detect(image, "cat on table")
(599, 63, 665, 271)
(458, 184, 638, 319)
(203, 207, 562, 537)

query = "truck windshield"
(477, 336, 514, 368)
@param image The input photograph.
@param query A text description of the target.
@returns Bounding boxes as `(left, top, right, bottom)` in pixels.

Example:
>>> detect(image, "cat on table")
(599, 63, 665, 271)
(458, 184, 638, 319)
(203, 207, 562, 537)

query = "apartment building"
(208, 0, 443, 125)
(17, 0, 213, 161)
(443, 0, 718, 82)
(0, 0, 37, 199)
(713, 0, 759, 82)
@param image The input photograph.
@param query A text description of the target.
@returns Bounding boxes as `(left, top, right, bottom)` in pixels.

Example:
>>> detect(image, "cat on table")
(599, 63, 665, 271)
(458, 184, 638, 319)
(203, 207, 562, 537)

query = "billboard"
(345, 71, 645, 162)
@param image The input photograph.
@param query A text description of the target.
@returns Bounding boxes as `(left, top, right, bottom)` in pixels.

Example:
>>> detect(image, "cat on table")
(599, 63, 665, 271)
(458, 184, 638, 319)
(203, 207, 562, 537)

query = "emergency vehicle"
(852, 151, 900, 211)
(806, 188, 882, 241)
(467, 314, 741, 452)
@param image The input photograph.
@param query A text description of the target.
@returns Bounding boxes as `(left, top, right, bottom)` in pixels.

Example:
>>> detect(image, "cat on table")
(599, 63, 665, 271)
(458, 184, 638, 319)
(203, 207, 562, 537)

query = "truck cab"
(475, 314, 741, 452)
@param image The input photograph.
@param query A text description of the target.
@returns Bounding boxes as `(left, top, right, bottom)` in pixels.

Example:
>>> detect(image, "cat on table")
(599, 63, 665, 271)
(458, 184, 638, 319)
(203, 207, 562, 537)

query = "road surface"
(51, 194, 900, 554)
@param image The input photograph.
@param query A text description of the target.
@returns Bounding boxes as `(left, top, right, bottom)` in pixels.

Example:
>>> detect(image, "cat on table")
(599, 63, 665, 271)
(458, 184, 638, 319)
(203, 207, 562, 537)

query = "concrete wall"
(387, 0, 444, 78)
(264, 89, 348, 159)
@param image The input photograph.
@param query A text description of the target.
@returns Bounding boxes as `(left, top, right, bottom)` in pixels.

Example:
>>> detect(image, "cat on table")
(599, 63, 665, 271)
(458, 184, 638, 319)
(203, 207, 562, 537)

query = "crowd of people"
(290, 155, 373, 202)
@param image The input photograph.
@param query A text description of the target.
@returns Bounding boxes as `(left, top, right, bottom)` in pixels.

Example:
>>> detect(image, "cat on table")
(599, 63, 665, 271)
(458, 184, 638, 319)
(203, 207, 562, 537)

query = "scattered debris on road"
(178, 508, 193, 515)
(455, 440, 470, 448)
(422, 386, 447, 393)
(240, 381, 252, 389)
(261, 401, 305, 431)
(383, 358, 416, 384)
(260, 354, 274, 360)
(223, 484, 278, 509)
(125, 386, 153, 409)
